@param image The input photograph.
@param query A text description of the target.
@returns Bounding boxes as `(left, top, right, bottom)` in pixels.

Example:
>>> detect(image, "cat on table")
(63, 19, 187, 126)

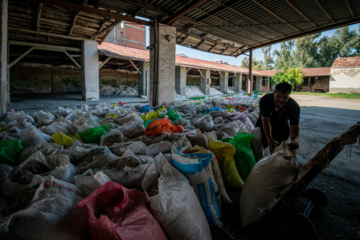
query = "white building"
(330, 57, 360, 94)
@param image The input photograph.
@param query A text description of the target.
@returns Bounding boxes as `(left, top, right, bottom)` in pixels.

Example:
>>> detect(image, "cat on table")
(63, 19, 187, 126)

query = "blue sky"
(146, 23, 359, 66)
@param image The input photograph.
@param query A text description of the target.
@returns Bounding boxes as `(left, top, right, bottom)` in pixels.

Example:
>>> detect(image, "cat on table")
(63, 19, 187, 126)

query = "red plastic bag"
(77, 181, 167, 240)
(145, 116, 183, 136)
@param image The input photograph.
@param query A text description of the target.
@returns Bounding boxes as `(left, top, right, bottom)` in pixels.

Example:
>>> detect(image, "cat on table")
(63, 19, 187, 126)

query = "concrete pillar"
(234, 72, 242, 93)
(0, 0, 8, 117)
(175, 66, 186, 96)
(138, 61, 150, 97)
(200, 69, 210, 95)
(219, 71, 228, 93)
(81, 40, 99, 101)
(267, 76, 270, 91)
(149, 23, 176, 106)
(256, 76, 262, 91)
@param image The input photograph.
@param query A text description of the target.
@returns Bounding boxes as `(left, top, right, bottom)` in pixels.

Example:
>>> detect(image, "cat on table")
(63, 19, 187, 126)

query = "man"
(255, 82, 300, 153)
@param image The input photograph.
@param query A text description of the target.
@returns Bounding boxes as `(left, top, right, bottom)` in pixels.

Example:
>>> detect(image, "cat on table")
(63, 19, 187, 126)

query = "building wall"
(10, 64, 137, 94)
(296, 76, 330, 92)
(330, 67, 360, 94)
(105, 21, 146, 49)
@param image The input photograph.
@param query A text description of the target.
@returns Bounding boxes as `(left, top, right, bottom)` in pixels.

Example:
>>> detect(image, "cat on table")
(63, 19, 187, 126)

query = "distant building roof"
(259, 67, 330, 77)
(98, 42, 267, 76)
(332, 57, 360, 68)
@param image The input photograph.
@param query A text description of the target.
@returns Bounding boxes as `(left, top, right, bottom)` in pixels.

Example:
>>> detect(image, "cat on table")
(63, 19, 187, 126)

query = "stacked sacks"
(0, 95, 262, 239)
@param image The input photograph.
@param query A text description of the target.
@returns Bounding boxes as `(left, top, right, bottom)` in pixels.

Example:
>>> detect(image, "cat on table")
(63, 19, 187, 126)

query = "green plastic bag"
(0, 139, 23, 165)
(222, 133, 255, 181)
(143, 119, 154, 128)
(159, 109, 181, 121)
(78, 126, 109, 144)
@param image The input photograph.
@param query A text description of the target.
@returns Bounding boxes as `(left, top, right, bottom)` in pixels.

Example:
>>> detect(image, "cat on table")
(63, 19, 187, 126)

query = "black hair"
(275, 82, 292, 94)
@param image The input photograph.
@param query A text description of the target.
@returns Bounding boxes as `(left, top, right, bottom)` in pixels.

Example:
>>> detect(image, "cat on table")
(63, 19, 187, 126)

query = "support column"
(0, 0, 8, 117)
(81, 40, 99, 101)
(200, 69, 210, 95)
(219, 71, 228, 93)
(248, 49, 253, 95)
(150, 22, 176, 106)
(175, 66, 186, 96)
(138, 61, 150, 97)
(267, 76, 270, 91)
(234, 72, 242, 93)
(256, 76, 262, 91)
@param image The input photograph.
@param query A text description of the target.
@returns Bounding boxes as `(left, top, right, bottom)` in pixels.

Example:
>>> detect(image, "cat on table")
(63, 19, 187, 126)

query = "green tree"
(241, 57, 249, 68)
(252, 58, 262, 70)
(274, 40, 295, 69)
(261, 46, 274, 70)
(293, 33, 320, 68)
(271, 67, 305, 89)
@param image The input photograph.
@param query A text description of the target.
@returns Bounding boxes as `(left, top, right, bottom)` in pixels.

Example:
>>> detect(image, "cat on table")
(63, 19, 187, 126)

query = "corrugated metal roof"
(332, 57, 360, 68)
(99, 42, 267, 76)
(259, 68, 331, 77)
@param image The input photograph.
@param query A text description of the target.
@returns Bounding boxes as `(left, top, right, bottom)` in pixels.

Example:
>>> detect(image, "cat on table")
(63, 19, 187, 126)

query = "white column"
(150, 23, 176, 106)
(82, 40, 99, 101)
(234, 72, 242, 93)
(0, 0, 8, 117)
(138, 61, 150, 97)
(175, 66, 186, 96)
(200, 69, 210, 95)
(256, 76, 262, 91)
(219, 71, 228, 93)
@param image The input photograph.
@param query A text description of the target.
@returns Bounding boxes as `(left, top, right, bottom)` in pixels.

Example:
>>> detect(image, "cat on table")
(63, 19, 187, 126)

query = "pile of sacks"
(0, 96, 290, 240)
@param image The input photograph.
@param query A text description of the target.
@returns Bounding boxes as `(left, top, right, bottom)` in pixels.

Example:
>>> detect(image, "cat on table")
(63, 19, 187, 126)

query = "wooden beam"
(345, 0, 355, 18)
(10, 40, 81, 52)
(64, 50, 81, 68)
(213, 0, 285, 37)
(91, 20, 121, 39)
(208, 43, 217, 52)
(195, 39, 206, 48)
(315, 0, 335, 23)
(198, 68, 204, 78)
(195, 7, 272, 41)
(285, 0, 317, 27)
(36, 3, 43, 32)
(252, 0, 300, 32)
(166, 0, 207, 25)
(8, 27, 87, 41)
(99, 56, 111, 69)
(69, 11, 81, 36)
(104, 0, 169, 16)
(129, 59, 141, 74)
(180, 34, 190, 44)
(220, 46, 230, 54)
(9, 47, 35, 68)
(29, 0, 151, 25)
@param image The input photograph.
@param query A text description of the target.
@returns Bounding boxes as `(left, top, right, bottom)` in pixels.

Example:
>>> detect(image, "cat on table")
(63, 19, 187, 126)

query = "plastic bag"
(46, 154, 77, 182)
(252, 127, 264, 162)
(74, 169, 111, 196)
(159, 109, 181, 121)
(140, 111, 159, 122)
(142, 153, 212, 240)
(145, 116, 183, 137)
(0, 140, 23, 165)
(77, 181, 167, 240)
(52, 132, 76, 147)
(172, 146, 222, 226)
(222, 133, 256, 181)
(240, 143, 300, 227)
(78, 126, 108, 144)
(208, 137, 244, 188)
(139, 105, 153, 113)
(19, 126, 53, 148)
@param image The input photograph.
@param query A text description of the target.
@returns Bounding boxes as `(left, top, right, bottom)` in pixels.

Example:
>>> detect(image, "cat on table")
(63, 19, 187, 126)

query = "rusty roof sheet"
(259, 67, 330, 77)
(99, 42, 267, 76)
(332, 57, 360, 68)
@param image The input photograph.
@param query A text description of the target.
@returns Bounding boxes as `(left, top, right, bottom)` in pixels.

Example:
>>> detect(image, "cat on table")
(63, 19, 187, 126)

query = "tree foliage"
(271, 67, 305, 89)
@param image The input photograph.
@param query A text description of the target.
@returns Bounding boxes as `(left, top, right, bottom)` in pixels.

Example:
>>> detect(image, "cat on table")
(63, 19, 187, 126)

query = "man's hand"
(268, 138, 278, 153)
(288, 138, 299, 150)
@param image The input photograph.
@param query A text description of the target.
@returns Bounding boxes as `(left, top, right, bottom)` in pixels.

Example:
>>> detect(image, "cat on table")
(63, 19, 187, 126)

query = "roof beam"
(315, 0, 335, 23)
(9, 40, 82, 52)
(182, 16, 259, 45)
(166, 0, 207, 25)
(69, 11, 81, 36)
(208, 43, 218, 52)
(285, 0, 317, 27)
(108, 0, 169, 16)
(252, 0, 300, 32)
(196, 39, 206, 48)
(8, 27, 87, 41)
(220, 46, 230, 54)
(213, 0, 285, 37)
(195, 7, 272, 41)
(36, 3, 43, 32)
(180, 34, 191, 44)
(345, 0, 355, 18)
(29, 0, 151, 25)
(91, 20, 121, 39)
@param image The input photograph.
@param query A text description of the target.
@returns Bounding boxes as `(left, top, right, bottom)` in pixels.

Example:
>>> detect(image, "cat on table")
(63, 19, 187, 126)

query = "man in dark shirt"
(255, 82, 300, 153)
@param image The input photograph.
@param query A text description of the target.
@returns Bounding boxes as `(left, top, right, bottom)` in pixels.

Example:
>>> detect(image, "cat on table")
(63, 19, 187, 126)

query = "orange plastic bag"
(145, 116, 183, 137)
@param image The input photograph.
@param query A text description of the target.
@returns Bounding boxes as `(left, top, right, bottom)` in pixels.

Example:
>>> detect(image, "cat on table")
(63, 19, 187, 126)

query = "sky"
(145, 23, 360, 66)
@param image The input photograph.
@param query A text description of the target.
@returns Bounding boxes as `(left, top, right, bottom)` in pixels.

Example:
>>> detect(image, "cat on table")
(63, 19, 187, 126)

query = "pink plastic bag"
(77, 181, 167, 240)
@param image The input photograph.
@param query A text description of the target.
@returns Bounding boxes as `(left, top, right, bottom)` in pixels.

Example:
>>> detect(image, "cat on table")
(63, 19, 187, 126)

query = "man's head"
(273, 82, 292, 108)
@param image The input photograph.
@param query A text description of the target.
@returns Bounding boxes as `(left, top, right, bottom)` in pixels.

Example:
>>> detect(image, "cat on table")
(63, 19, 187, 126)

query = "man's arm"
(262, 116, 277, 153)
(289, 125, 300, 150)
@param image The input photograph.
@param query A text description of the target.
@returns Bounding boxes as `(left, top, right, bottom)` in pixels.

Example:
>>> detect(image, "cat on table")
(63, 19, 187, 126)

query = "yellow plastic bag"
(141, 111, 159, 122)
(69, 133, 84, 143)
(208, 137, 244, 188)
(52, 132, 76, 147)
(155, 106, 167, 115)
(106, 113, 118, 118)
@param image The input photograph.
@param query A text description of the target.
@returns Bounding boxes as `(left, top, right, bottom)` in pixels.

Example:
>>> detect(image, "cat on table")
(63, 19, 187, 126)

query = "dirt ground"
(212, 94, 360, 240)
